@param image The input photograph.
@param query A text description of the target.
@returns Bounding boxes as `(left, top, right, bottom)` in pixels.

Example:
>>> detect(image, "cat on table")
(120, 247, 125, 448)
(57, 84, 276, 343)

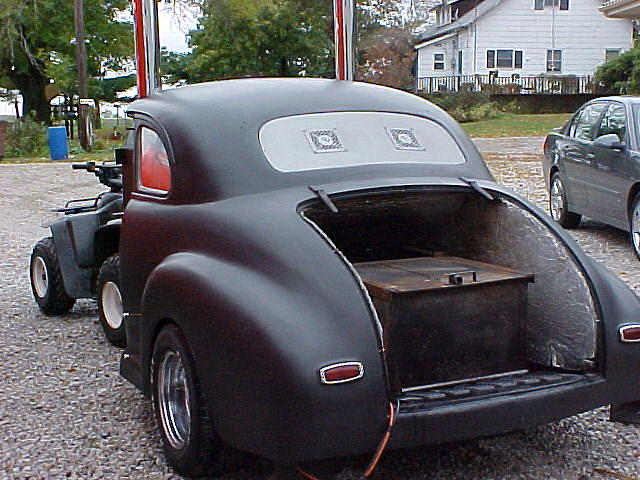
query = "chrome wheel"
(550, 178, 564, 222)
(32, 256, 49, 298)
(158, 350, 191, 450)
(101, 281, 123, 330)
(632, 201, 640, 255)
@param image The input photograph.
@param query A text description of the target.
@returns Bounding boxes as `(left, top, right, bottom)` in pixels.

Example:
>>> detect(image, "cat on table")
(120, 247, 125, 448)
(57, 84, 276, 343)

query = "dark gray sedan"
(543, 96, 640, 257)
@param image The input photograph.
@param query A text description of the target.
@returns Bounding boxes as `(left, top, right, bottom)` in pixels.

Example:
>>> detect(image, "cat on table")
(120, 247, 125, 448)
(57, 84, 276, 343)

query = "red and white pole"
(334, 0, 355, 81)
(133, 0, 161, 98)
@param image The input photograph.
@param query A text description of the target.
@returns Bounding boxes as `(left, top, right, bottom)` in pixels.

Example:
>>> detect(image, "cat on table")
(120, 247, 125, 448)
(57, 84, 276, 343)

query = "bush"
(422, 92, 504, 122)
(5, 118, 48, 157)
(595, 47, 640, 94)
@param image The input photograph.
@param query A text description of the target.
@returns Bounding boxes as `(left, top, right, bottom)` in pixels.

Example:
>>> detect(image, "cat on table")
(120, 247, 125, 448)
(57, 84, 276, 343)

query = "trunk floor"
(398, 370, 594, 412)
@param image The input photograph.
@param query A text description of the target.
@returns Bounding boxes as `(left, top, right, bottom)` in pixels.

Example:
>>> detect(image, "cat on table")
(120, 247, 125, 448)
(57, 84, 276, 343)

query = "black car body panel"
(114, 80, 640, 463)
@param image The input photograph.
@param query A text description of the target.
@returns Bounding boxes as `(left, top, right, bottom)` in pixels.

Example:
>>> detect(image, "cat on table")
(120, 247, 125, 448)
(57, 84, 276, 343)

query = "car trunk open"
(300, 187, 599, 396)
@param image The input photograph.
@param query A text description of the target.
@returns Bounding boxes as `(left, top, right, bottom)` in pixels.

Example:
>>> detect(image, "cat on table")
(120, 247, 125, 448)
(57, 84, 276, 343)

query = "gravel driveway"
(1, 139, 639, 480)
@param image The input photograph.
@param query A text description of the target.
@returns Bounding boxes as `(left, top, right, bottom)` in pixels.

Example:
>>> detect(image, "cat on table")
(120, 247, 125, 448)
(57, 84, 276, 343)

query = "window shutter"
(487, 50, 495, 68)
(515, 51, 523, 68)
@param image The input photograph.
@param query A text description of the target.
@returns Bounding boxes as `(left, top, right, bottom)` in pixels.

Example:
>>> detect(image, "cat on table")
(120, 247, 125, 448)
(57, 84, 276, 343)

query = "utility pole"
(74, 0, 92, 150)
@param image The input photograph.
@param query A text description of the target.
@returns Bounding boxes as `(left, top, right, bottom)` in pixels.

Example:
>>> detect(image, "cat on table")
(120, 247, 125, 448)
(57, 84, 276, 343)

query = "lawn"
(1, 124, 127, 164)
(462, 113, 572, 138)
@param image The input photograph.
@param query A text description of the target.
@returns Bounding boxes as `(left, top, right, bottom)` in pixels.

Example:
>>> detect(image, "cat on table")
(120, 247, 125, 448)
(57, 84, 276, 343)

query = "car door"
(560, 102, 608, 214)
(588, 102, 635, 226)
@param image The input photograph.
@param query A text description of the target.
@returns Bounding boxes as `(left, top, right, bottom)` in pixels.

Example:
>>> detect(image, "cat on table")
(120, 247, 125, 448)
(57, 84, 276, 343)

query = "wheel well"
(627, 183, 640, 219)
(550, 165, 559, 183)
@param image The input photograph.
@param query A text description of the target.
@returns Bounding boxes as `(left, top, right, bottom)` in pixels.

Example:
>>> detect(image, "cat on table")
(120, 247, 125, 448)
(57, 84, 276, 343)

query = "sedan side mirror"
(593, 133, 626, 151)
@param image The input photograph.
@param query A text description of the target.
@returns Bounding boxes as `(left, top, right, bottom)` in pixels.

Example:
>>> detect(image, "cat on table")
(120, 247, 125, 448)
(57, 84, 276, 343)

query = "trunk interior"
(301, 188, 599, 401)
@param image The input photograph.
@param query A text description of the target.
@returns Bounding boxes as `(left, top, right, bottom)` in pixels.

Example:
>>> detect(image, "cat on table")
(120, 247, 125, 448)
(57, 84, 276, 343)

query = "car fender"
(140, 251, 388, 461)
(49, 214, 100, 298)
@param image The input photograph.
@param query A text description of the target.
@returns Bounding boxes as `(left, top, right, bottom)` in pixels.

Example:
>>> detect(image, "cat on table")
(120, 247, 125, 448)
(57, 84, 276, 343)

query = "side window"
(572, 103, 607, 141)
(599, 104, 627, 142)
(138, 127, 171, 194)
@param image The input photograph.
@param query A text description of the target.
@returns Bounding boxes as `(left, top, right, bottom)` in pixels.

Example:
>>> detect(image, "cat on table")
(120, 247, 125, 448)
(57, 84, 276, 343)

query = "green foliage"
(186, 0, 333, 81)
(160, 49, 192, 84)
(595, 48, 640, 94)
(91, 74, 137, 102)
(0, 0, 133, 120)
(5, 118, 48, 157)
(424, 92, 504, 123)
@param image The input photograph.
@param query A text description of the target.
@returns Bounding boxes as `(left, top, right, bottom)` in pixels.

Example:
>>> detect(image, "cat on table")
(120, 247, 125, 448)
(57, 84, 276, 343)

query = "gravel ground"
(1, 140, 640, 480)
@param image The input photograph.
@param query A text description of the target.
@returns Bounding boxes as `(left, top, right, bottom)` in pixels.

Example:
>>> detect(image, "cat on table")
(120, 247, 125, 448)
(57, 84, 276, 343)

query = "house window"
(605, 49, 621, 63)
(546, 50, 562, 72)
(487, 50, 523, 69)
(487, 50, 495, 68)
(535, 0, 568, 9)
(434, 53, 445, 70)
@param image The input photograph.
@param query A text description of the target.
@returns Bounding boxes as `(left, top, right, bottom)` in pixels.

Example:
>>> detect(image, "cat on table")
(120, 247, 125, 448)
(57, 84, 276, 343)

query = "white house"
(415, 0, 633, 91)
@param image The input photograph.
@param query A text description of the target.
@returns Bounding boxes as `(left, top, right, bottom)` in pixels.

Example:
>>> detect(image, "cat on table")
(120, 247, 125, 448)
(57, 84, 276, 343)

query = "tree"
(357, 27, 415, 90)
(595, 48, 640, 94)
(0, 0, 133, 122)
(185, 0, 334, 81)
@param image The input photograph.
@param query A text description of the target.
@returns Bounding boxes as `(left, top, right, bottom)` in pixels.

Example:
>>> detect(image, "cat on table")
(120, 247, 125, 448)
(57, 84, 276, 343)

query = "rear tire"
(30, 237, 75, 315)
(151, 323, 224, 478)
(629, 194, 640, 260)
(549, 173, 581, 229)
(97, 254, 126, 347)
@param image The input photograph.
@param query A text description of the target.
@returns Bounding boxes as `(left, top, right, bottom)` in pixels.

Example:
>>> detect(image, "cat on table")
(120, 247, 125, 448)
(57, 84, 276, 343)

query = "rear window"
(259, 112, 465, 172)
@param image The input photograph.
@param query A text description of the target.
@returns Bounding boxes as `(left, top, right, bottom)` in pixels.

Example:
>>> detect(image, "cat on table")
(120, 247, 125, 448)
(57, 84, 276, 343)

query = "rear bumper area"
(390, 372, 607, 449)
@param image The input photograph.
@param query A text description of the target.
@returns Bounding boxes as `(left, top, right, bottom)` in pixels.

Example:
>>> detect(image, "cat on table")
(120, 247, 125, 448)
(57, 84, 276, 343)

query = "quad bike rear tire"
(30, 237, 75, 315)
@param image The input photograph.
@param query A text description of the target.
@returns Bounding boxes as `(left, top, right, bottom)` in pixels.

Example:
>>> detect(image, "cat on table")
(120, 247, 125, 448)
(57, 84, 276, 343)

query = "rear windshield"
(259, 112, 466, 172)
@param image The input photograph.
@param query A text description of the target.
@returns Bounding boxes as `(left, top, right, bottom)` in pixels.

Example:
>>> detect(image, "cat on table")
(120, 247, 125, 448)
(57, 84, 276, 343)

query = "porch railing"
(416, 74, 607, 94)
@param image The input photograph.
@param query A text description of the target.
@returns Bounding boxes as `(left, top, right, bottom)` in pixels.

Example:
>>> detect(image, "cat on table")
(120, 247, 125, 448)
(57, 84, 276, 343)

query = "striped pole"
(334, 0, 355, 81)
(133, 0, 161, 98)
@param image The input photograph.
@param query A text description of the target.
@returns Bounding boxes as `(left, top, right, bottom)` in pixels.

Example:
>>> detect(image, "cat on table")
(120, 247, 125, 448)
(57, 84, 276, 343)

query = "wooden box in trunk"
(354, 256, 534, 392)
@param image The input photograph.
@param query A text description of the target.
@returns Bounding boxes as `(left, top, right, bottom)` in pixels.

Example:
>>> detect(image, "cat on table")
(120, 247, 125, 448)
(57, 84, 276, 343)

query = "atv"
(29, 159, 126, 346)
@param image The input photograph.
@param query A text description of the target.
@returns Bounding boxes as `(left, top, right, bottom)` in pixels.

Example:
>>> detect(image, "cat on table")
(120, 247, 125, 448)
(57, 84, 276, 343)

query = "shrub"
(5, 118, 48, 157)
(422, 92, 504, 122)
(595, 48, 640, 94)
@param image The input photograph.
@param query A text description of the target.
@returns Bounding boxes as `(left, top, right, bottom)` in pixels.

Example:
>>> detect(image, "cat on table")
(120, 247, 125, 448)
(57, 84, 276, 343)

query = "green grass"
(462, 113, 572, 138)
(1, 125, 125, 164)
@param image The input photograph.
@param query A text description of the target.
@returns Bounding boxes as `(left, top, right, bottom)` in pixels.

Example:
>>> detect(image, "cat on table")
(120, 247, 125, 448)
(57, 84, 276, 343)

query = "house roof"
(414, 0, 501, 47)
(600, 0, 640, 17)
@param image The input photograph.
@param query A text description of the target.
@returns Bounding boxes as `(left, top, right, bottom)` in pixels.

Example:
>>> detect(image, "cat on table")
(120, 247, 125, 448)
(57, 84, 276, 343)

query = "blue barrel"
(48, 126, 68, 160)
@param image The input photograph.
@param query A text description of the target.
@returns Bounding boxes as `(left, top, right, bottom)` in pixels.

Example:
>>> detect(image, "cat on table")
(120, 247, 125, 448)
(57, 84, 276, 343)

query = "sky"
(158, 3, 199, 53)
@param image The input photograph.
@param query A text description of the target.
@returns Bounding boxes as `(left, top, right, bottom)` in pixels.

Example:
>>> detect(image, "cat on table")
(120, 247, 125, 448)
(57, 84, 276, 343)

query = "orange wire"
(295, 401, 397, 480)
(362, 402, 396, 478)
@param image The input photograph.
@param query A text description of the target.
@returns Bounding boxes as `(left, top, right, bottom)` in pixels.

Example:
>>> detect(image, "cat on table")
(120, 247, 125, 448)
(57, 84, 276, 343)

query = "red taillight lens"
(620, 325, 640, 342)
(320, 362, 364, 384)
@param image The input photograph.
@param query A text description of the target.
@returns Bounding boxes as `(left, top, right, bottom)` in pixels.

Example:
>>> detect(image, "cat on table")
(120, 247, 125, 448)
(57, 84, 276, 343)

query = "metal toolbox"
(354, 256, 534, 392)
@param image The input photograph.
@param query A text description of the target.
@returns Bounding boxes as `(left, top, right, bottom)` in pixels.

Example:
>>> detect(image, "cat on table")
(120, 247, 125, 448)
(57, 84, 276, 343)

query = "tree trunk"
(7, 63, 51, 123)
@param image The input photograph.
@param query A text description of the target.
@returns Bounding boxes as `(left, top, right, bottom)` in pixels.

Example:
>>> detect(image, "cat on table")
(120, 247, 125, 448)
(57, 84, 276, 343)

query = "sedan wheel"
(630, 195, 640, 260)
(549, 174, 581, 229)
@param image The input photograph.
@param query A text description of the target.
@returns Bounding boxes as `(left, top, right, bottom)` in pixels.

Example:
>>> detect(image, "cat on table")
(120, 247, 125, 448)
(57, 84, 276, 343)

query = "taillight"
(619, 324, 640, 343)
(320, 362, 364, 384)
